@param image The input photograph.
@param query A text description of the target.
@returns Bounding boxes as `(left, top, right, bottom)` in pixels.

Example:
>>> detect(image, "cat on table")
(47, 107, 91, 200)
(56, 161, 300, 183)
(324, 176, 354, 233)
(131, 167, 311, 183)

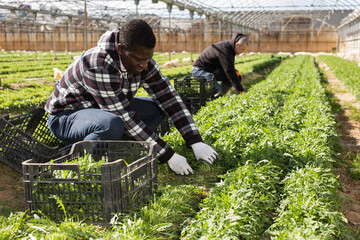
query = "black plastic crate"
(182, 97, 206, 115)
(156, 76, 215, 134)
(157, 116, 174, 136)
(174, 76, 215, 115)
(0, 107, 68, 173)
(174, 76, 215, 100)
(23, 140, 158, 226)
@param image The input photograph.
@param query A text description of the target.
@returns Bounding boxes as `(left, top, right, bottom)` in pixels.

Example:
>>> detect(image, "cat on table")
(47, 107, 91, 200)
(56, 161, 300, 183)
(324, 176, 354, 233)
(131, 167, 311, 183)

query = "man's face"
(235, 42, 248, 55)
(118, 44, 154, 74)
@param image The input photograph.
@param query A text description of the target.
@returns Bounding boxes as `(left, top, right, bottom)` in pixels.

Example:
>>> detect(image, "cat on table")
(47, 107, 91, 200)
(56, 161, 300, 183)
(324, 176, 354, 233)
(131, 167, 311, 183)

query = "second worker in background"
(192, 33, 249, 97)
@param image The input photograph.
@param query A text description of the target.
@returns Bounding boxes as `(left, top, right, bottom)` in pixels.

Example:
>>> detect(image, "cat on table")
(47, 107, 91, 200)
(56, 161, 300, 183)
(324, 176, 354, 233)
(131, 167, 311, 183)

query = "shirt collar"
(119, 58, 127, 73)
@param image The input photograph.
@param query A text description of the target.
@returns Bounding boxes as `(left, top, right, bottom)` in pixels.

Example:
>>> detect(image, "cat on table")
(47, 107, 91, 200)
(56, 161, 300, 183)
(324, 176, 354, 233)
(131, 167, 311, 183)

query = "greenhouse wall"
(0, 18, 337, 53)
(256, 31, 336, 53)
(257, 16, 337, 53)
(338, 17, 360, 54)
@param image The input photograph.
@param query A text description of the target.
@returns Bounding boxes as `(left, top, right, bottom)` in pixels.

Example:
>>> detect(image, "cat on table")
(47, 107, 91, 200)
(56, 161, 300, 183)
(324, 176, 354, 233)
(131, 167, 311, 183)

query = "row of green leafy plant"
(0, 52, 280, 85)
(175, 55, 352, 239)
(153, 51, 265, 67)
(318, 55, 360, 100)
(0, 52, 79, 85)
(235, 53, 285, 76)
(0, 58, 72, 74)
(0, 184, 203, 239)
(0, 52, 287, 238)
(0, 52, 284, 113)
(1, 55, 354, 239)
(136, 53, 285, 97)
(0, 52, 77, 84)
(0, 84, 53, 113)
(154, 53, 283, 80)
(0, 51, 76, 63)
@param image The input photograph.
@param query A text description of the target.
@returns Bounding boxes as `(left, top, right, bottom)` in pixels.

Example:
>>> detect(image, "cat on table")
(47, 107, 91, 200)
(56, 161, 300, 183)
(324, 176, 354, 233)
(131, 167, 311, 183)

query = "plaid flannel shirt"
(45, 27, 202, 162)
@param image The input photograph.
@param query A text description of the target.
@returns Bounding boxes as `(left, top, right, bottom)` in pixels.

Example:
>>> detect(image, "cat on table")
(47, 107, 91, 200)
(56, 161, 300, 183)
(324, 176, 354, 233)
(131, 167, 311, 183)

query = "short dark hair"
(119, 19, 156, 51)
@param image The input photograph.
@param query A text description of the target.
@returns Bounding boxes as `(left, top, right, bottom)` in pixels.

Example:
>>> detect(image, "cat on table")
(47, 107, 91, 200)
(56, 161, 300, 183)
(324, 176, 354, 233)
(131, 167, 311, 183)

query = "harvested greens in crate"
(174, 76, 215, 114)
(174, 76, 215, 99)
(23, 140, 157, 226)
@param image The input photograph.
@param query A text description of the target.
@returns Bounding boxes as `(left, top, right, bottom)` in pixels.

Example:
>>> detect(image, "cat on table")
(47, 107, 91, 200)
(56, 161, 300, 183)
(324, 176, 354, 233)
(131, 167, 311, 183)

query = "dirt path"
(317, 59, 360, 235)
(0, 162, 25, 215)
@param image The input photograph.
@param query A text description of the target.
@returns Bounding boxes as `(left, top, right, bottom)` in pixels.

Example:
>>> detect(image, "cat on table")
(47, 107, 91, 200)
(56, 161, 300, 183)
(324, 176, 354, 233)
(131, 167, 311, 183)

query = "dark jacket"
(193, 33, 244, 92)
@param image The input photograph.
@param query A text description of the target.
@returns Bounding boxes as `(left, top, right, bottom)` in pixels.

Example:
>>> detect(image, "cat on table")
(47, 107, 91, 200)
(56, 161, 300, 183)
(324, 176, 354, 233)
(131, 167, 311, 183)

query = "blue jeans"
(48, 97, 165, 144)
(192, 67, 220, 93)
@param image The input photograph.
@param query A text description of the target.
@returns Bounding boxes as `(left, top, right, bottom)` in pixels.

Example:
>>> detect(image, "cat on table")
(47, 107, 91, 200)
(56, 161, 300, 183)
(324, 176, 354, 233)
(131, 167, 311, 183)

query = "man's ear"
(117, 43, 126, 55)
(235, 40, 242, 47)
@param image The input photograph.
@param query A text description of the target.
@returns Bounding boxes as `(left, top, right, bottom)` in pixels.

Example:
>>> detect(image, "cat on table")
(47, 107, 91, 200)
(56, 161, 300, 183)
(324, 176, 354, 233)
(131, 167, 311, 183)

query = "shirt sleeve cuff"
(183, 133, 203, 148)
(158, 147, 175, 163)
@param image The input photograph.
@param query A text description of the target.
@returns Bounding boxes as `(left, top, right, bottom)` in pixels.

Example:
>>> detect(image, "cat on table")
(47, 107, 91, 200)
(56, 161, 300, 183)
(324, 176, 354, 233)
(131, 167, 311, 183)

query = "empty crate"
(0, 107, 68, 173)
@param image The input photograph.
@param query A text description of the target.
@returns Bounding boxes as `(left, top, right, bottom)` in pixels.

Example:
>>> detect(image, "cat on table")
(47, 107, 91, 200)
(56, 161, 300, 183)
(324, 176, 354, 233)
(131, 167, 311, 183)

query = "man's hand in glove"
(235, 69, 243, 82)
(167, 153, 194, 175)
(235, 69, 245, 93)
(191, 142, 220, 165)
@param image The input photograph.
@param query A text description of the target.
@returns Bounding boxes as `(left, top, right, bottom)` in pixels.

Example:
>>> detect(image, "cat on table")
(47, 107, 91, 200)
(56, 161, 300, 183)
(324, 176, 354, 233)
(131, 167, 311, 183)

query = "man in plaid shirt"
(45, 19, 219, 175)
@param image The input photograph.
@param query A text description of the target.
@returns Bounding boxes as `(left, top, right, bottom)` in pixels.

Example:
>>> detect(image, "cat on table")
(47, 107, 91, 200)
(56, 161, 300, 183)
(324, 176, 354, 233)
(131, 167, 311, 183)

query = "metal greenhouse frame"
(0, 0, 359, 55)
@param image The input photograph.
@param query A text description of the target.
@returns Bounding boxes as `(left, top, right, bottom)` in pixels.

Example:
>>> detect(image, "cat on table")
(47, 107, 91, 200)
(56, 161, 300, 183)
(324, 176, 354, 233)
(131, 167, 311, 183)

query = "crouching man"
(45, 19, 219, 175)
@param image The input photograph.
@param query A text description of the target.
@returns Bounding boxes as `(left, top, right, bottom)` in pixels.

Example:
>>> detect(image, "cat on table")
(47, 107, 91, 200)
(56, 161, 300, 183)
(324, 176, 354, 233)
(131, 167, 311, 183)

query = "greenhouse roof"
(0, 0, 359, 31)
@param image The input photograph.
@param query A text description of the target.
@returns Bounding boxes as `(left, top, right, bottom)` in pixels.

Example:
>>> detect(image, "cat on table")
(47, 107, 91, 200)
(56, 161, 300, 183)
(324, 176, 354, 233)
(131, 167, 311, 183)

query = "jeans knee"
(102, 117, 124, 140)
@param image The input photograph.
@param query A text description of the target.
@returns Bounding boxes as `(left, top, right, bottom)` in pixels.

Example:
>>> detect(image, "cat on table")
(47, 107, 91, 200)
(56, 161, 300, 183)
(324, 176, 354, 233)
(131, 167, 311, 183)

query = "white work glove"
(167, 153, 194, 175)
(191, 142, 220, 165)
